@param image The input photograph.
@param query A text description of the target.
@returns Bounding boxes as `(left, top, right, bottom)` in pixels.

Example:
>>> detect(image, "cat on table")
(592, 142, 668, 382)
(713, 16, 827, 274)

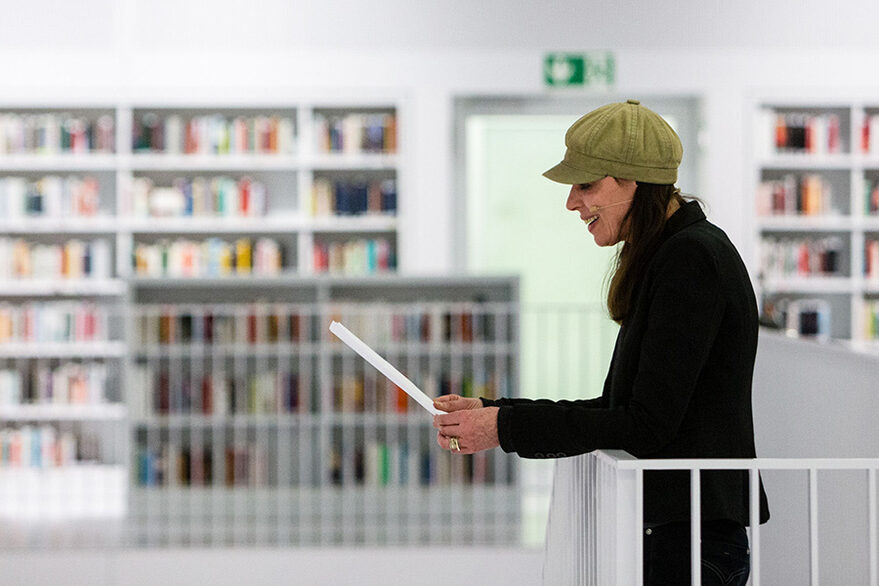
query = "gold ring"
(449, 437, 460, 452)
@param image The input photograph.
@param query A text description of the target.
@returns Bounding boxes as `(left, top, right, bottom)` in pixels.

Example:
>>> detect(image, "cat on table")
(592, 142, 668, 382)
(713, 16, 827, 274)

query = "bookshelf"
(753, 100, 879, 343)
(0, 100, 521, 546)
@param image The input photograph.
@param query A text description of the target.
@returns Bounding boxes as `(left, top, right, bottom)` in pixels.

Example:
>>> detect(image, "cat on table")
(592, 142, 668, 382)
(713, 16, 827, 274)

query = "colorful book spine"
(312, 238, 395, 275)
(0, 176, 101, 219)
(0, 238, 110, 280)
(130, 175, 267, 218)
(866, 238, 879, 279)
(311, 177, 397, 216)
(0, 302, 109, 343)
(756, 174, 834, 216)
(133, 237, 283, 278)
(0, 425, 79, 468)
(761, 236, 844, 278)
(314, 112, 397, 154)
(772, 112, 842, 155)
(132, 113, 295, 155)
(0, 112, 114, 155)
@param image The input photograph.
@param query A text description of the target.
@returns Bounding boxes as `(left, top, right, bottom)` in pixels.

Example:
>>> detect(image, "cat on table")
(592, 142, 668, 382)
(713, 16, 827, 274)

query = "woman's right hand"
(433, 394, 482, 412)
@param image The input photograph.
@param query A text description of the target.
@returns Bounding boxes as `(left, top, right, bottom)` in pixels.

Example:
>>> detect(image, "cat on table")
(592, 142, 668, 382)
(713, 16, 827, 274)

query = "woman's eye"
(578, 183, 591, 190)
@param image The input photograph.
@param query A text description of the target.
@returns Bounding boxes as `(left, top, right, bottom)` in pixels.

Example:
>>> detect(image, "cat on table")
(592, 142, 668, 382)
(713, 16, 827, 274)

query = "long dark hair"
(606, 182, 687, 324)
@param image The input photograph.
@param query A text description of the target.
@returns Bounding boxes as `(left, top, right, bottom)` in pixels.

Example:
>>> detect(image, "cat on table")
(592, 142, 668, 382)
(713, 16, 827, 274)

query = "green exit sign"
(544, 52, 615, 89)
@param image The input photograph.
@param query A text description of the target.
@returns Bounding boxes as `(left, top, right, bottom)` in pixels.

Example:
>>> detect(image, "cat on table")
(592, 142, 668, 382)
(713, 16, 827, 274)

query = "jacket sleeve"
(497, 237, 725, 459)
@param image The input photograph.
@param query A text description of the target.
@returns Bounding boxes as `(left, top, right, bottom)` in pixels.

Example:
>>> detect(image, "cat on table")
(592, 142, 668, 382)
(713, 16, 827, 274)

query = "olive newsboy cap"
(543, 99, 683, 185)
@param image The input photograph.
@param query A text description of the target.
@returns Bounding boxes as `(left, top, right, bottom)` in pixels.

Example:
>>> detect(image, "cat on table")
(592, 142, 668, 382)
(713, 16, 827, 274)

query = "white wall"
(3, 0, 879, 274)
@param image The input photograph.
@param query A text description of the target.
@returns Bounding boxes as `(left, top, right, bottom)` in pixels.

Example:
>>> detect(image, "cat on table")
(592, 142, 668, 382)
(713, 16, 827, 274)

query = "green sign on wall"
(543, 52, 615, 89)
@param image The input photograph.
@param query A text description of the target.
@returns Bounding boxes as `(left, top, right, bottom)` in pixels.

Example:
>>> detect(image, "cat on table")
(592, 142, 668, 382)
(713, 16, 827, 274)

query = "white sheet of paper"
(329, 321, 442, 416)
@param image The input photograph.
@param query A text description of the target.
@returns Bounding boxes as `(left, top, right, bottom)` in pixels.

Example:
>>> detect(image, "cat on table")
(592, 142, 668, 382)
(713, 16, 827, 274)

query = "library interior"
(2, 1, 879, 584)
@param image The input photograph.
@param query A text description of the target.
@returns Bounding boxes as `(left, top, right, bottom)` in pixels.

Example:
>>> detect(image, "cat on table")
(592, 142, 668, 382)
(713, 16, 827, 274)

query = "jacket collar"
(662, 200, 705, 239)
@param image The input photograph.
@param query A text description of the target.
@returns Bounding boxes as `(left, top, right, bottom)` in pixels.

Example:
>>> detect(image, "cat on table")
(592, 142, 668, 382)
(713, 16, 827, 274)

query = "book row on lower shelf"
(0, 176, 102, 219)
(0, 237, 111, 280)
(0, 302, 110, 344)
(0, 424, 100, 469)
(312, 238, 395, 275)
(129, 364, 508, 416)
(311, 176, 397, 216)
(757, 173, 836, 216)
(0, 362, 110, 406)
(133, 237, 283, 278)
(136, 438, 503, 488)
(760, 236, 844, 278)
(129, 176, 268, 218)
(0, 112, 115, 155)
(134, 303, 504, 346)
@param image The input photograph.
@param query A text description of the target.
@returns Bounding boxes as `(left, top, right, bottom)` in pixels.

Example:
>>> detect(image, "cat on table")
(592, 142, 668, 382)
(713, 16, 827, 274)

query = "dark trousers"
(643, 519, 750, 585)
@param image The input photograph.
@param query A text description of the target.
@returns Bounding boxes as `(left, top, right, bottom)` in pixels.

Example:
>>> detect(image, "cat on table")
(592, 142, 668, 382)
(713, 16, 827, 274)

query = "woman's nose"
(565, 188, 579, 211)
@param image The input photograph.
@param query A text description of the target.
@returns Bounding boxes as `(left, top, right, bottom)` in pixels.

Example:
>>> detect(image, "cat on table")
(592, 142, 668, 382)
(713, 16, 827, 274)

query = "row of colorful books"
(327, 306, 505, 344)
(760, 236, 844, 278)
(331, 372, 504, 414)
(133, 237, 283, 278)
(0, 425, 82, 468)
(0, 362, 109, 407)
(0, 302, 109, 344)
(0, 238, 111, 280)
(314, 113, 397, 154)
(0, 113, 115, 155)
(137, 442, 267, 487)
(756, 174, 835, 216)
(311, 176, 397, 216)
(130, 365, 310, 416)
(132, 113, 295, 155)
(129, 176, 268, 218)
(767, 112, 843, 155)
(312, 238, 395, 275)
(135, 305, 310, 346)
(330, 441, 502, 487)
(0, 176, 102, 219)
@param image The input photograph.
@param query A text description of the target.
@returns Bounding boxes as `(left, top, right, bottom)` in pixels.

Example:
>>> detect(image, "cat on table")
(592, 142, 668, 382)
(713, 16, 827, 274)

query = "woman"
(433, 99, 769, 585)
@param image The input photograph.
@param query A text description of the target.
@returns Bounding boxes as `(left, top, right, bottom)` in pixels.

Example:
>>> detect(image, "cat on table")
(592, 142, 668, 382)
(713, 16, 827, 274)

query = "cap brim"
(542, 160, 605, 185)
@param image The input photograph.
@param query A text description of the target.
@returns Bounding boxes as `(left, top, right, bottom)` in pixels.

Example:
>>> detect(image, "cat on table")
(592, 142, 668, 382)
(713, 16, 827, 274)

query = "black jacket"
(484, 201, 770, 525)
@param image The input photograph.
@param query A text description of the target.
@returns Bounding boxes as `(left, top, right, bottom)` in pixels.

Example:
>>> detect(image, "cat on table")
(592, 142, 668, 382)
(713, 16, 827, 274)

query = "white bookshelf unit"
(0, 101, 521, 547)
(752, 100, 879, 344)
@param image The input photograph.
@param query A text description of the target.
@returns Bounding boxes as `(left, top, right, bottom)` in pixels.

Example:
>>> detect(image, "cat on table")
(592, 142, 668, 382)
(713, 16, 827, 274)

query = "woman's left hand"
(433, 406, 500, 454)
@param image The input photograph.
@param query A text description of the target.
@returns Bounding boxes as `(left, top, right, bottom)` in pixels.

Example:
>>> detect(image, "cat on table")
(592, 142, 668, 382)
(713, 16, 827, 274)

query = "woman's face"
(565, 176, 637, 247)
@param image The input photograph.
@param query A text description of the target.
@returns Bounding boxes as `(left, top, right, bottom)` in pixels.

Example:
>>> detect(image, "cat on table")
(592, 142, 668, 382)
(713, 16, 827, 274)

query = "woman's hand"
(432, 395, 499, 454)
(433, 394, 482, 413)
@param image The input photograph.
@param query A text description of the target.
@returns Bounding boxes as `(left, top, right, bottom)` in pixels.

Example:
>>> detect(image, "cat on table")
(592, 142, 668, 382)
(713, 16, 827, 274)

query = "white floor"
(0, 547, 544, 586)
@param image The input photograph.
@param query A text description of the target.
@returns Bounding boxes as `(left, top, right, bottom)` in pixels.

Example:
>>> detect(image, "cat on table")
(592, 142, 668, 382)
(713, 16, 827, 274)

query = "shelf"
(0, 218, 118, 234)
(0, 279, 126, 296)
(757, 154, 853, 170)
(0, 341, 126, 358)
(308, 153, 398, 170)
(127, 153, 300, 171)
(125, 215, 305, 234)
(757, 216, 853, 231)
(760, 276, 855, 294)
(310, 215, 397, 233)
(0, 403, 126, 421)
(133, 413, 321, 426)
(130, 273, 318, 288)
(134, 342, 320, 356)
(0, 154, 117, 172)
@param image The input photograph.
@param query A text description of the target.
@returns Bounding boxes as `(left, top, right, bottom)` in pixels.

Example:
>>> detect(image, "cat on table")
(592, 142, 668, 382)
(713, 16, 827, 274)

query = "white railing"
(543, 450, 879, 586)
